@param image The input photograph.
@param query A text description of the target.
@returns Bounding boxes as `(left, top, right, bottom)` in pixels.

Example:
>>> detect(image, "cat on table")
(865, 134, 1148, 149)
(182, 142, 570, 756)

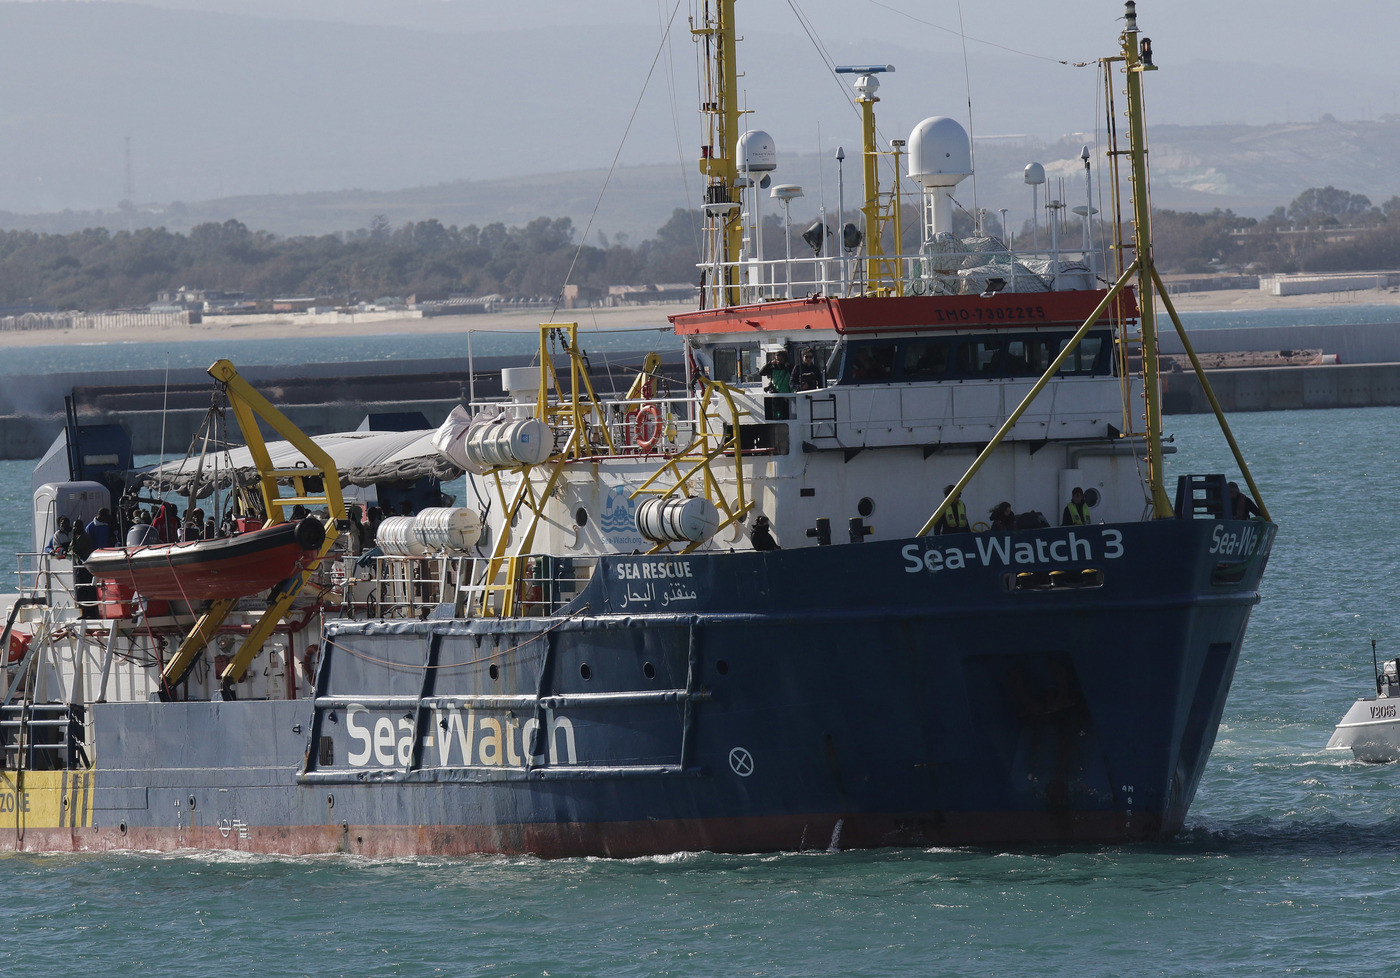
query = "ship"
(0, 1, 1274, 856)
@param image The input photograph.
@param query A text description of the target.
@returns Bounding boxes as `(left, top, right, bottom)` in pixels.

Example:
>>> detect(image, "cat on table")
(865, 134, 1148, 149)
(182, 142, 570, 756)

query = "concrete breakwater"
(0, 353, 684, 461)
(4, 321, 1400, 460)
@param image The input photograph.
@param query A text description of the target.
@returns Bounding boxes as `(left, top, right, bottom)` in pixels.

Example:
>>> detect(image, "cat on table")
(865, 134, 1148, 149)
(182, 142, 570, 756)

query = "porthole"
(643, 661, 656, 679)
(716, 659, 729, 675)
(1084, 487, 1102, 507)
(580, 663, 592, 681)
(489, 663, 500, 681)
(575, 507, 589, 527)
(857, 497, 875, 517)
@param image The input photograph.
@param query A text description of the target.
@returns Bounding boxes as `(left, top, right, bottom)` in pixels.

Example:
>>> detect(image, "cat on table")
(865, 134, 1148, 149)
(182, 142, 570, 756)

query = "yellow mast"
(695, 0, 742, 306)
(1120, 3, 1174, 519)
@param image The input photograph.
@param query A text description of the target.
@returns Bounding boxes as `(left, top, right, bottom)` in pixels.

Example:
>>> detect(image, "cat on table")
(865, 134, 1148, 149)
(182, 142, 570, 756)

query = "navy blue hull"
(46, 519, 1272, 856)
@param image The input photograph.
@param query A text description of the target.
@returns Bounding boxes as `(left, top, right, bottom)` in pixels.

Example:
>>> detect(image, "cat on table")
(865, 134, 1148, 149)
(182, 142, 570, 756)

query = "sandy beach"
(4, 287, 1400, 349)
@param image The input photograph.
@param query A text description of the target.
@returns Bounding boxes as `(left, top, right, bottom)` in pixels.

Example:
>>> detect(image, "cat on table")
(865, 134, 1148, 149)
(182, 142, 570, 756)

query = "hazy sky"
(0, 0, 1391, 215)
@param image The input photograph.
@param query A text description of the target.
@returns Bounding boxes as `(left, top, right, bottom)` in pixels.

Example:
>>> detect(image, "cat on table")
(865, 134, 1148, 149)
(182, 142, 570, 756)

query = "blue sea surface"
(1, 312, 1399, 976)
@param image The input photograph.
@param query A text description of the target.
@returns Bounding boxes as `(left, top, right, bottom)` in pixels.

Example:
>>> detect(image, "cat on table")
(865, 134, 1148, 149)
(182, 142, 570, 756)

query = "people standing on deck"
(48, 516, 73, 556)
(151, 502, 178, 543)
(1062, 487, 1091, 526)
(989, 501, 1017, 533)
(85, 508, 115, 549)
(934, 485, 970, 535)
(791, 348, 824, 391)
(343, 504, 365, 556)
(363, 506, 384, 547)
(1227, 481, 1260, 520)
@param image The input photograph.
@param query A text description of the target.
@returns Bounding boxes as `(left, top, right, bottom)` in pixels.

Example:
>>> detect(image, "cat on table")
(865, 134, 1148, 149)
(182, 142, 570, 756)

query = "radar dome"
(907, 117, 972, 188)
(738, 130, 778, 172)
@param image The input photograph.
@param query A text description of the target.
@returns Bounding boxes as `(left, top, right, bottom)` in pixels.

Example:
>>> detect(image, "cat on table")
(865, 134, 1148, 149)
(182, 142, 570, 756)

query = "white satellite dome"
(738, 129, 778, 172)
(907, 116, 972, 188)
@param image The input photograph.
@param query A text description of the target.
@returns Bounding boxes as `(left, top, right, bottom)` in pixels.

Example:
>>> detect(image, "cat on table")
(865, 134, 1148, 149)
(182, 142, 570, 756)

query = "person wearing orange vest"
(934, 485, 970, 534)
(1062, 486, 1091, 526)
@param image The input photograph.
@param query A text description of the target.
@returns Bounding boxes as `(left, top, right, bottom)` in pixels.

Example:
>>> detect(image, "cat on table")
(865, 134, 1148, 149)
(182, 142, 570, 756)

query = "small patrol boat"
(1327, 641, 1400, 762)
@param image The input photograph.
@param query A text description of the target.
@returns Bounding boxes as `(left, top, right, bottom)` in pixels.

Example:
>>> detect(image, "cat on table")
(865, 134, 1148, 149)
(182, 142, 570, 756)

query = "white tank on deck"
(413, 507, 482, 554)
(635, 496, 720, 545)
(464, 418, 553, 468)
(376, 516, 428, 556)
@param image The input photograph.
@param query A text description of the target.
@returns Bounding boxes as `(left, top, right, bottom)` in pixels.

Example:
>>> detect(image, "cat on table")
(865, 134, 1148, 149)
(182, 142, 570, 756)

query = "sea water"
(2, 314, 1399, 976)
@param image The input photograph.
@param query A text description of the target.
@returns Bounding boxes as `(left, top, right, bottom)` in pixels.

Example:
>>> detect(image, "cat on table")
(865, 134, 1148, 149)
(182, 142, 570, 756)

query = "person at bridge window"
(759, 349, 793, 420)
(791, 348, 824, 391)
(934, 485, 970, 535)
(1062, 487, 1091, 526)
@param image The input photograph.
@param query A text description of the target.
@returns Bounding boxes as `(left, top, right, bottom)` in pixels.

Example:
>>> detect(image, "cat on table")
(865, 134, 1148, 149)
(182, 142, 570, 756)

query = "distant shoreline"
(2, 288, 1399, 350)
(0, 303, 694, 349)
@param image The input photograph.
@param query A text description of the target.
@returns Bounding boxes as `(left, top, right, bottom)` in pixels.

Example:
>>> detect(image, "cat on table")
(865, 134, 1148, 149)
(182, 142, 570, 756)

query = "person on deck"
(1061, 487, 1091, 526)
(47, 516, 73, 556)
(750, 514, 780, 551)
(151, 503, 178, 543)
(934, 485, 970, 535)
(85, 508, 115, 549)
(989, 501, 1017, 533)
(1227, 481, 1260, 520)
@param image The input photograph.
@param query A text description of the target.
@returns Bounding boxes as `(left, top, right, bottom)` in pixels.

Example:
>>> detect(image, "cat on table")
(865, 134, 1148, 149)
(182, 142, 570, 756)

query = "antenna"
(123, 136, 135, 202)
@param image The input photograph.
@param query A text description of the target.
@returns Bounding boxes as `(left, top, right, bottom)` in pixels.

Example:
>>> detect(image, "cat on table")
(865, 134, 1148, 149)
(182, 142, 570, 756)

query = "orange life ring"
(633, 405, 662, 450)
(8, 631, 30, 664)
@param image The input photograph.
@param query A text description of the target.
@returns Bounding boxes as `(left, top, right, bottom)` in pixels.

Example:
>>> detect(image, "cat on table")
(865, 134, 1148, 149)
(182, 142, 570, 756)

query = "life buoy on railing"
(633, 404, 662, 451)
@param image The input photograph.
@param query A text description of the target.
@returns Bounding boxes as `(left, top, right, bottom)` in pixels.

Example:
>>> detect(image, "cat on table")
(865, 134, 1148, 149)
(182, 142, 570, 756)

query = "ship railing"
(455, 554, 597, 619)
(0, 702, 88, 770)
(700, 244, 1093, 307)
(344, 553, 597, 620)
(10, 551, 98, 617)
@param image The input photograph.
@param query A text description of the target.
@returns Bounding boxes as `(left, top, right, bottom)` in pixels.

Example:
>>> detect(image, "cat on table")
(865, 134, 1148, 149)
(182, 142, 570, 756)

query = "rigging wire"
(957, 1, 979, 226)
(864, 0, 1094, 67)
(548, 0, 687, 324)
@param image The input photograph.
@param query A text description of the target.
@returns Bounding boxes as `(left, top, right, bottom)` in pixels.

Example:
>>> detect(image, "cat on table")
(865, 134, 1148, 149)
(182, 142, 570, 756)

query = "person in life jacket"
(934, 485, 970, 535)
(1062, 486, 1091, 526)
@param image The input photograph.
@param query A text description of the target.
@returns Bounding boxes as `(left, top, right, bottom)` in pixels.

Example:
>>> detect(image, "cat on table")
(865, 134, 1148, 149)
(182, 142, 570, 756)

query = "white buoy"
(414, 507, 483, 553)
(635, 496, 720, 544)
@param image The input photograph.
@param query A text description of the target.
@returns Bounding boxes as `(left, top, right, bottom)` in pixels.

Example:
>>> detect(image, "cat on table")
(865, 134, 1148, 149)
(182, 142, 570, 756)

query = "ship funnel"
(908, 116, 972, 238)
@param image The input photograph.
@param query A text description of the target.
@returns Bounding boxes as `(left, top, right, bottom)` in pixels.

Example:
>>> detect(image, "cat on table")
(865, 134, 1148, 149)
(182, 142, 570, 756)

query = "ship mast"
(695, 0, 743, 307)
(1119, 2, 1174, 519)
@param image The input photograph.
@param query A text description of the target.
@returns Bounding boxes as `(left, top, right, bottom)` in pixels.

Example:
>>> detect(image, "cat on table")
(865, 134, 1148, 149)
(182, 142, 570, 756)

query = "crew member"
(934, 485, 970, 535)
(1061, 487, 1091, 526)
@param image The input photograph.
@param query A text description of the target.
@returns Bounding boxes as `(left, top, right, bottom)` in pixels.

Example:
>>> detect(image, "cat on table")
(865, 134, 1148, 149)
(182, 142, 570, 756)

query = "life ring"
(8, 631, 30, 664)
(633, 405, 662, 451)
